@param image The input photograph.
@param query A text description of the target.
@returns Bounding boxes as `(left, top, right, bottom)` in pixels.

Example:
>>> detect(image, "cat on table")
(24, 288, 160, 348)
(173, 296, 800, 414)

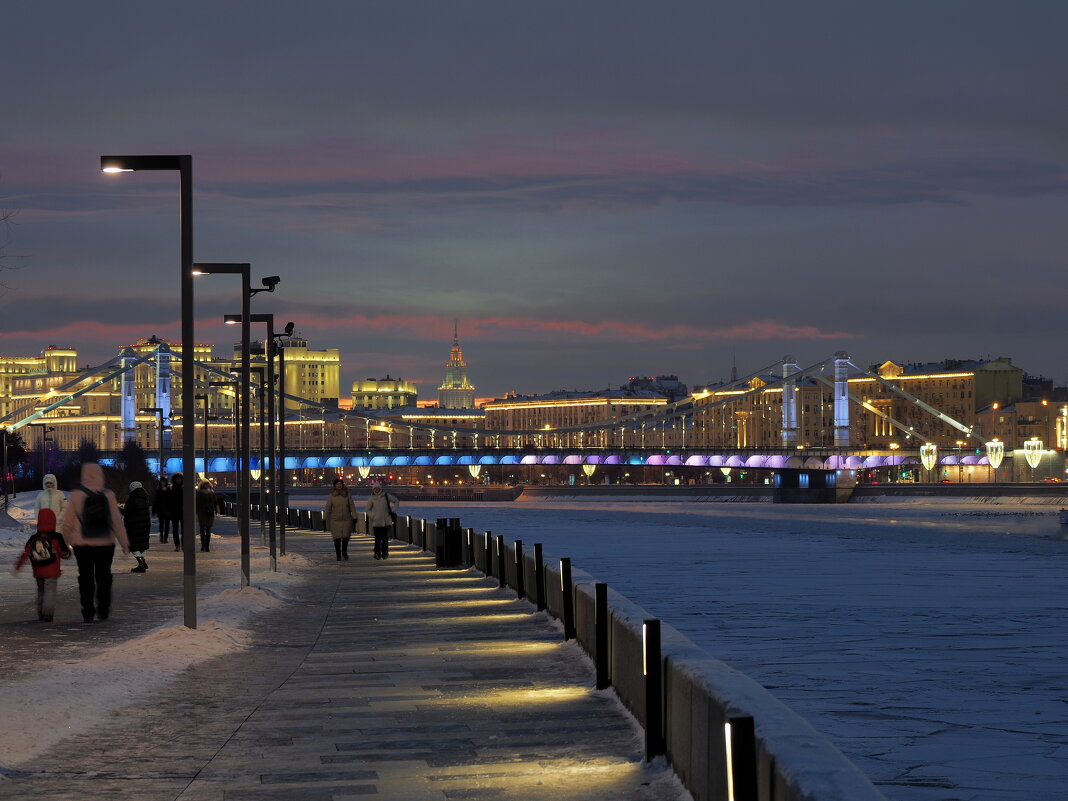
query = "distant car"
(940, 479, 953, 483)
(1043, 477, 1063, 482)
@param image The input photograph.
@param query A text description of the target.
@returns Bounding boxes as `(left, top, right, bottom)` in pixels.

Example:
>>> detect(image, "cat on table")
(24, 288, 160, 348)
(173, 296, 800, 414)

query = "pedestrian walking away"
(60, 462, 130, 623)
(11, 508, 71, 622)
(324, 477, 357, 561)
(122, 480, 152, 573)
(33, 473, 67, 533)
(154, 476, 172, 544)
(365, 483, 398, 560)
(167, 472, 185, 551)
(196, 481, 221, 552)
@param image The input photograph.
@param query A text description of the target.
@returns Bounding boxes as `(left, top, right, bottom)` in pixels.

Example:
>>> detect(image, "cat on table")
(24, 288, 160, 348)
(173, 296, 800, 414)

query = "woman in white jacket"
(34, 474, 66, 533)
(365, 484, 398, 560)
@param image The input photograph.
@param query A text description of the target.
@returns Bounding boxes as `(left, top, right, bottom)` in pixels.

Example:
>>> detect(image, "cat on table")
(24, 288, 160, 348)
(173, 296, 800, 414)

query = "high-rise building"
(437, 321, 476, 409)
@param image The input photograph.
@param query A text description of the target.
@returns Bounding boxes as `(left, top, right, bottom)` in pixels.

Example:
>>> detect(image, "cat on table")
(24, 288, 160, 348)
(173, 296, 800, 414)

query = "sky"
(2, 1, 1068, 399)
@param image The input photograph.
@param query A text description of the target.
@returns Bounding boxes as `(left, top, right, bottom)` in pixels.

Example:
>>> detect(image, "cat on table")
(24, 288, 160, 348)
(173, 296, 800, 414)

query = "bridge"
(1, 344, 1033, 484)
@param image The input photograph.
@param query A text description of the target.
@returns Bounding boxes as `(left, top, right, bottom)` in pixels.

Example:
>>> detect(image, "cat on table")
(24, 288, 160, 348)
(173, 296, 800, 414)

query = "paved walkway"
(0, 519, 686, 801)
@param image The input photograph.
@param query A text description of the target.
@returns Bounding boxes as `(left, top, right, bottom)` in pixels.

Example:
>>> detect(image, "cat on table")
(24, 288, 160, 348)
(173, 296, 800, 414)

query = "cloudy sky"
(2, 1, 1067, 399)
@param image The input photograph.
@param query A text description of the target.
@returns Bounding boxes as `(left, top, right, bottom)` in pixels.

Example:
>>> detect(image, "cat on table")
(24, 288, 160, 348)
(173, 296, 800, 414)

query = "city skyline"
(3, 2, 1068, 397)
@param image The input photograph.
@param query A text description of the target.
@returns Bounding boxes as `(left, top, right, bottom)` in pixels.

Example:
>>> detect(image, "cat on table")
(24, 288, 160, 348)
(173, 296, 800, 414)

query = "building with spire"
(437, 321, 476, 409)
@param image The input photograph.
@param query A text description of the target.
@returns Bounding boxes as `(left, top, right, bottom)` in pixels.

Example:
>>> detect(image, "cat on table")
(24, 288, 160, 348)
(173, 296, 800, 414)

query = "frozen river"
(399, 497, 1068, 801)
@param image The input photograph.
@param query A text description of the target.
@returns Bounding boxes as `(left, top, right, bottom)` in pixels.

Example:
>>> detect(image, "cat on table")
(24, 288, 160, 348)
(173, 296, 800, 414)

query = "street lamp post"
(194, 394, 218, 482)
(196, 263, 262, 588)
(29, 423, 55, 479)
(226, 313, 291, 570)
(139, 407, 168, 478)
(272, 322, 295, 555)
(249, 366, 267, 545)
(102, 154, 197, 630)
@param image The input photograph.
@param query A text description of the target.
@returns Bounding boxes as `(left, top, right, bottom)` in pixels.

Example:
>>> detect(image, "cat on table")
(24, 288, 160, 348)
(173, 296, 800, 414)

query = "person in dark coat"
(122, 481, 152, 573)
(154, 477, 172, 544)
(166, 473, 184, 551)
(195, 481, 220, 552)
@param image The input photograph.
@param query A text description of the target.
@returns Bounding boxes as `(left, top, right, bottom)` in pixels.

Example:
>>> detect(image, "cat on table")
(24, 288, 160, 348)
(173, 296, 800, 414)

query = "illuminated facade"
(352, 376, 418, 410)
(274, 337, 341, 410)
(438, 324, 476, 409)
(483, 390, 669, 446)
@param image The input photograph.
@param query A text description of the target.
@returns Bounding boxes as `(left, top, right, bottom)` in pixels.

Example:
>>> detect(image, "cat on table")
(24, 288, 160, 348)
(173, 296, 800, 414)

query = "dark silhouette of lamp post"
(28, 423, 55, 479)
(195, 264, 270, 588)
(101, 154, 198, 629)
(226, 312, 287, 571)
(272, 322, 295, 555)
(194, 394, 218, 482)
(139, 407, 169, 479)
(248, 365, 268, 545)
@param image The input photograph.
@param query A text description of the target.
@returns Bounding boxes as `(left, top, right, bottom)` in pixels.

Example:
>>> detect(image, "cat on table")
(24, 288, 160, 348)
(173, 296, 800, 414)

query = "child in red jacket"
(12, 508, 71, 622)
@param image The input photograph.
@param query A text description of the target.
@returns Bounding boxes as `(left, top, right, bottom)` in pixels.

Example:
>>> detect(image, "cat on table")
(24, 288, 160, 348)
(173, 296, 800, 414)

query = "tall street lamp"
(194, 263, 262, 588)
(194, 394, 218, 481)
(139, 406, 169, 478)
(101, 154, 197, 630)
(227, 312, 280, 570)
(248, 365, 268, 545)
(272, 322, 295, 555)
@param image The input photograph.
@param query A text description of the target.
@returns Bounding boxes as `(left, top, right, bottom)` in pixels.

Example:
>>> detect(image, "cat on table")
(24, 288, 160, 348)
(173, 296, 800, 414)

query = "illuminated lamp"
(358, 466, 371, 479)
(920, 443, 938, 472)
(1024, 438, 1043, 469)
(720, 467, 732, 476)
(985, 440, 1004, 470)
(582, 464, 596, 478)
(468, 464, 481, 479)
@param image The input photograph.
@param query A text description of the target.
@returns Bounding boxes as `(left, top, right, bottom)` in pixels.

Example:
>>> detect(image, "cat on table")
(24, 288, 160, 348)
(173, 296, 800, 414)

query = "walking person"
(365, 483, 398, 560)
(324, 477, 357, 561)
(34, 473, 67, 533)
(195, 481, 220, 552)
(60, 462, 130, 623)
(154, 476, 171, 544)
(167, 473, 185, 551)
(11, 508, 71, 622)
(122, 481, 152, 573)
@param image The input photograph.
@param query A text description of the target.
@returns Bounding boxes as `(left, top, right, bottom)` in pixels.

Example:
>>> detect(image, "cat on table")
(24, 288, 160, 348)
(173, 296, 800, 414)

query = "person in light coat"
(34, 473, 66, 533)
(323, 477, 357, 561)
(60, 462, 130, 623)
(365, 484, 398, 560)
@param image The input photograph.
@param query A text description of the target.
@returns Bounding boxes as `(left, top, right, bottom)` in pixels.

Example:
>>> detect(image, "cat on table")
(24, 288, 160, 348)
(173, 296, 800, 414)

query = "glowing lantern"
(582, 464, 596, 478)
(985, 440, 1004, 470)
(358, 465, 371, 479)
(721, 467, 732, 476)
(468, 464, 481, 479)
(1024, 438, 1043, 469)
(920, 443, 937, 472)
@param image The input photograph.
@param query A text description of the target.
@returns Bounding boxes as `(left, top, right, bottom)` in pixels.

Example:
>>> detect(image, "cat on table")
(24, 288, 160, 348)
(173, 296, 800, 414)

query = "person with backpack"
(11, 508, 71, 622)
(122, 480, 152, 573)
(60, 462, 130, 623)
(34, 473, 67, 533)
(365, 483, 399, 560)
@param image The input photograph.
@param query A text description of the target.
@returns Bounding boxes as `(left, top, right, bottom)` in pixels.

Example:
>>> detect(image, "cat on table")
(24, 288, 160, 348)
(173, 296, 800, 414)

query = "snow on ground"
(0, 495, 315, 769)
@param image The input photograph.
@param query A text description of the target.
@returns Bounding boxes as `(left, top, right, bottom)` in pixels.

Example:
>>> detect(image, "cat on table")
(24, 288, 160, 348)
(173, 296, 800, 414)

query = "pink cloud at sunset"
(294, 314, 852, 344)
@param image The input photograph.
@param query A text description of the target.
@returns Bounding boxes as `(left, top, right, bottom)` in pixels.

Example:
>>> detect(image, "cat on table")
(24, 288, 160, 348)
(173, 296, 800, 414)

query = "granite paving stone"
(0, 518, 688, 801)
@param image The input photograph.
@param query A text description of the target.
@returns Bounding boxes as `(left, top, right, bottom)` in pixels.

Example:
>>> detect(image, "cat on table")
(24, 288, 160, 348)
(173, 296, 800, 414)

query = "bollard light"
(497, 534, 506, 589)
(595, 582, 609, 690)
(514, 539, 524, 600)
(533, 543, 546, 611)
(560, 557, 575, 641)
(725, 716, 757, 801)
(643, 618, 664, 760)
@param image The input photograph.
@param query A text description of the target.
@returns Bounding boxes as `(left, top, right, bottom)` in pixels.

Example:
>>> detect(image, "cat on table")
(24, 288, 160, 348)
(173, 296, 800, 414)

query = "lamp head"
(284, 322, 295, 337)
